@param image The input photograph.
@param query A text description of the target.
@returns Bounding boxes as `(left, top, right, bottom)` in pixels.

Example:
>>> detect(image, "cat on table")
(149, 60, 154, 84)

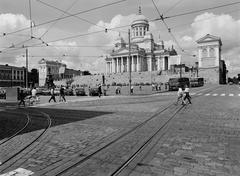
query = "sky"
(0, 0, 239, 76)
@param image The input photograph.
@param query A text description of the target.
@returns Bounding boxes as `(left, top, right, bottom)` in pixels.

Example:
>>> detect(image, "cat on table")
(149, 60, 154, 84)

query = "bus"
(168, 77, 190, 91)
(190, 77, 204, 87)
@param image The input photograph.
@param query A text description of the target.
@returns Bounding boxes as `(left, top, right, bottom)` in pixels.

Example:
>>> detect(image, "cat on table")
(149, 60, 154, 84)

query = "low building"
(38, 58, 82, 87)
(0, 64, 26, 87)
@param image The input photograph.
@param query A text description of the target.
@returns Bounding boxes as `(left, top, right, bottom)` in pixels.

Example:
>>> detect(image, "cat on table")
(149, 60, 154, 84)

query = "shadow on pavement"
(0, 107, 113, 140)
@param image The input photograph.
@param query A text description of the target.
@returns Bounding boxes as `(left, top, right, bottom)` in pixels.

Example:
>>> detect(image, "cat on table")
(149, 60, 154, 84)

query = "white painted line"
(229, 94, 234, 96)
(205, 94, 210, 96)
(238, 94, 240, 96)
(212, 94, 218, 96)
(197, 93, 202, 95)
(220, 94, 225, 96)
(0, 168, 34, 176)
(190, 93, 196, 95)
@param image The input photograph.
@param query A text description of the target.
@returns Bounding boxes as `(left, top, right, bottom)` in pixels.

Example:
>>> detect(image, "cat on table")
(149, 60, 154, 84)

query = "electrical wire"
(163, 0, 184, 15)
(37, 0, 126, 35)
(39, 0, 80, 39)
(163, 1, 240, 20)
(152, 0, 186, 53)
(1, 0, 127, 37)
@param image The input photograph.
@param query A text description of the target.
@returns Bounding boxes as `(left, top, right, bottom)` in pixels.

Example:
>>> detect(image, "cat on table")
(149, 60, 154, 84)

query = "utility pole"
(128, 29, 131, 95)
(26, 48, 28, 88)
(179, 64, 182, 78)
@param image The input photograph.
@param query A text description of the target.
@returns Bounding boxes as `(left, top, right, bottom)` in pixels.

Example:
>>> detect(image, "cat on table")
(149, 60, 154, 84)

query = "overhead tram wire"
(1, 0, 127, 38)
(2, 1, 238, 54)
(157, 1, 240, 20)
(151, 0, 186, 54)
(37, 0, 126, 35)
(163, 0, 184, 15)
(38, 0, 80, 39)
(170, 8, 240, 29)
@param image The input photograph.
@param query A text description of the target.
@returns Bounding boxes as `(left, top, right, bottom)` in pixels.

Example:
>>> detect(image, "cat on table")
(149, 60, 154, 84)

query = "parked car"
(65, 88, 74, 96)
(75, 87, 86, 96)
(89, 87, 99, 96)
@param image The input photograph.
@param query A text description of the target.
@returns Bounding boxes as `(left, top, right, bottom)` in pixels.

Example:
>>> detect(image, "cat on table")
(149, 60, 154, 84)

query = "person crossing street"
(183, 85, 192, 105)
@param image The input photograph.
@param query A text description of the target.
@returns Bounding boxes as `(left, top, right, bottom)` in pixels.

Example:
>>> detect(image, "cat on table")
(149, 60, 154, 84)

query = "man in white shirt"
(183, 85, 192, 104)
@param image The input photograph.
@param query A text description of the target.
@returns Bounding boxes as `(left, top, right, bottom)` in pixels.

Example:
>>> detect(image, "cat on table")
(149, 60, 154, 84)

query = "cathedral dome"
(131, 14, 148, 26)
(131, 6, 149, 26)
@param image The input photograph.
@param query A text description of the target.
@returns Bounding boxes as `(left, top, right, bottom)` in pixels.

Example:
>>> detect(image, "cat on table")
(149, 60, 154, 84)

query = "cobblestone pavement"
(1, 85, 239, 176)
(0, 92, 174, 175)
(130, 85, 240, 176)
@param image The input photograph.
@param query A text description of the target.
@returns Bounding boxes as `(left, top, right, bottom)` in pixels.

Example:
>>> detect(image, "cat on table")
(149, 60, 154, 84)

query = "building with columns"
(105, 7, 181, 74)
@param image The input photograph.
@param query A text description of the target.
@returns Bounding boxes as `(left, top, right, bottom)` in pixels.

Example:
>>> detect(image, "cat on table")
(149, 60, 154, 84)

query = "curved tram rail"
(0, 112, 30, 146)
(0, 109, 52, 174)
(45, 86, 220, 176)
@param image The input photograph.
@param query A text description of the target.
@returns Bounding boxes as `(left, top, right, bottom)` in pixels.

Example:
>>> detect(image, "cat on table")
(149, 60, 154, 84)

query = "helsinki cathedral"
(105, 6, 181, 74)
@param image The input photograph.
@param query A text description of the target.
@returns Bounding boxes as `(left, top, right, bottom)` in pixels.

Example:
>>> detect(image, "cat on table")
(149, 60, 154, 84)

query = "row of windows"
(132, 26, 149, 37)
(202, 48, 216, 57)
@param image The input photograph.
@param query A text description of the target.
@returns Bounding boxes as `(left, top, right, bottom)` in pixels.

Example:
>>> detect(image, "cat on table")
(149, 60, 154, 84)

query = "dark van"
(168, 77, 190, 91)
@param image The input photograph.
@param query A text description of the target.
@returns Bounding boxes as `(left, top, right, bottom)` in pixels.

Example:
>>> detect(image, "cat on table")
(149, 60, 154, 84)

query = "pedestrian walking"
(31, 87, 37, 104)
(18, 89, 26, 107)
(48, 87, 56, 103)
(130, 86, 134, 94)
(183, 85, 192, 104)
(98, 84, 102, 98)
(175, 87, 184, 105)
(59, 85, 66, 102)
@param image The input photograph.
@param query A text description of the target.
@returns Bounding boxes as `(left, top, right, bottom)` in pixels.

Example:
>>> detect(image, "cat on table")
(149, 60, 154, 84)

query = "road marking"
(212, 93, 218, 96)
(197, 93, 202, 95)
(220, 94, 225, 96)
(239, 94, 240, 96)
(229, 94, 234, 96)
(191, 93, 196, 95)
(205, 94, 210, 96)
(0, 168, 34, 176)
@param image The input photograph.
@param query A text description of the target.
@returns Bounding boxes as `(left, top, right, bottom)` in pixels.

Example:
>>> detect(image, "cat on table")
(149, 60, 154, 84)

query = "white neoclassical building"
(196, 34, 222, 68)
(105, 7, 181, 74)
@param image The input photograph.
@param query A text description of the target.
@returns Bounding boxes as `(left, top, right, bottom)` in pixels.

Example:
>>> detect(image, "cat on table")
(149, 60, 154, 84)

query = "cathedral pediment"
(196, 34, 222, 45)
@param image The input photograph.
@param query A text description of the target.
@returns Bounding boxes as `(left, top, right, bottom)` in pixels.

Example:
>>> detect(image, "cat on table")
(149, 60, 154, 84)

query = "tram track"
(34, 86, 220, 176)
(0, 111, 30, 146)
(0, 109, 52, 174)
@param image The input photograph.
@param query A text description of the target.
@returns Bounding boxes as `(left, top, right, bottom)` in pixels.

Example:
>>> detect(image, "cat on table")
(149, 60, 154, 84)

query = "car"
(75, 87, 86, 96)
(89, 87, 99, 96)
(65, 88, 74, 96)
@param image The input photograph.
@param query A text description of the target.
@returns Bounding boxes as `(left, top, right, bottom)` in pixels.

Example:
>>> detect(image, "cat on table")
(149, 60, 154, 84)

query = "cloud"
(191, 12, 240, 76)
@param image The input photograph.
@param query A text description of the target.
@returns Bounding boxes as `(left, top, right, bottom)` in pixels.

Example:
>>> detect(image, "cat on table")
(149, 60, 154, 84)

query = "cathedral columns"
(112, 58, 116, 73)
(121, 57, 124, 72)
(137, 55, 140, 72)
